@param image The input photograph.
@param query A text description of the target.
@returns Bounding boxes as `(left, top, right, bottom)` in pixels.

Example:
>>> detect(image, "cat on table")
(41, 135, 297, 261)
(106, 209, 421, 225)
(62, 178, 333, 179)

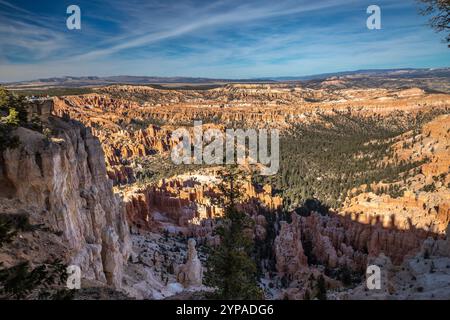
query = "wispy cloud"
(78, 0, 355, 60)
(0, 0, 448, 82)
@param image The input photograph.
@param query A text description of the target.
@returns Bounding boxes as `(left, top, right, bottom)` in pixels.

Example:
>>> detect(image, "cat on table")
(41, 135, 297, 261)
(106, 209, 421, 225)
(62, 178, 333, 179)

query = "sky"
(0, 0, 448, 82)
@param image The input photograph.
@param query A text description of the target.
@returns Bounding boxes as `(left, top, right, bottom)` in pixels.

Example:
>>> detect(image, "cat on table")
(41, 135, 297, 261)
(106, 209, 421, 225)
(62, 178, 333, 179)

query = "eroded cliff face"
(0, 100, 130, 288)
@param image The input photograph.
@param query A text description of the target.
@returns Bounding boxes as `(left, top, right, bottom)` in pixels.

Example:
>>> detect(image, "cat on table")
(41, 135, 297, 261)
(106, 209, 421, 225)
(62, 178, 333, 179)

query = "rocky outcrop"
(274, 211, 438, 280)
(0, 101, 130, 288)
(176, 239, 203, 288)
(274, 214, 308, 276)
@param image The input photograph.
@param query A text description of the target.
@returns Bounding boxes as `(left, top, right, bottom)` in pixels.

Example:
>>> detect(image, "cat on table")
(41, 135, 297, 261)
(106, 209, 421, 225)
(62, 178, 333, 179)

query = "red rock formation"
(274, 210, 439, 282)
(121, 173, 282, 236)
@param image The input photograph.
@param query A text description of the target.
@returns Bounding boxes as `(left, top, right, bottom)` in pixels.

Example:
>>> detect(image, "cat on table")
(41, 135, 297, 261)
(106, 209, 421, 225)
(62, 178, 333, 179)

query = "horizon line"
(2, 66, 450, 85)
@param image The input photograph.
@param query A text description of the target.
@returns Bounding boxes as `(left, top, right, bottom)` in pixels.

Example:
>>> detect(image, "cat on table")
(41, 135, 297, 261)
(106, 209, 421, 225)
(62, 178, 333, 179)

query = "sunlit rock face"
(1, 101, 130, 288)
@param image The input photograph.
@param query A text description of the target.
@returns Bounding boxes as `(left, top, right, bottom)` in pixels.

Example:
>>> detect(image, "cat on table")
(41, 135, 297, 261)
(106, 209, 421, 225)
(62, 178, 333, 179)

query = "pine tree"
(315, 274, 327, 300)
(303, 289, 311, 300)
(0, 213, 73, 300)
(0, 260, 72, 299)
(204, 168, 263, 300)
(0, 87, 26, 151)
(418, 0, 450, 46)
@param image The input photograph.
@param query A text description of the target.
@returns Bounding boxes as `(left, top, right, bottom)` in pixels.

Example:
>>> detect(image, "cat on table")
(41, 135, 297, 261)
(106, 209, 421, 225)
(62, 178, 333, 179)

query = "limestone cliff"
(0, 100, 130, 288)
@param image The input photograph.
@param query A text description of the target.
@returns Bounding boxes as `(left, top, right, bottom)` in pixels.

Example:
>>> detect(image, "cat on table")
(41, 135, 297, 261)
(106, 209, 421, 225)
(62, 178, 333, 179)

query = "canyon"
(1, 78, 450, 299)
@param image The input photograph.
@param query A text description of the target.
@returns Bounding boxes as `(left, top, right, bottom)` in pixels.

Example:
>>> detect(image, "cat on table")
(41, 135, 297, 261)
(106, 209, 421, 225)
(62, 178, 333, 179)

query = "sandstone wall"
(0, 103, 131, 288)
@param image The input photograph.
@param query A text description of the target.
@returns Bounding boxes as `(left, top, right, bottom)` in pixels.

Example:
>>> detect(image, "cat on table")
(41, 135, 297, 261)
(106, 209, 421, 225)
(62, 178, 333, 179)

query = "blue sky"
(0, 0, 448, 82)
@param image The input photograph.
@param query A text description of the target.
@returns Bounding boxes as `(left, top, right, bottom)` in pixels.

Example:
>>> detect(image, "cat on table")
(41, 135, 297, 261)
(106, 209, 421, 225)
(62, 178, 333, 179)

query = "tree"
(303, 289, 311, 300)
(0, 87, 27, 123)
(338, 265, 353, 286)
(0, 87, 10, 109)
(0, 213, 36, 246)
(0, 217, 17, 246)
(204, 168, 263, 299)
(418, 0, 450, 46)
(4, 108, 20, 126)
(315, 274, 327, 300)
(0, 87, 27, 151)
(0, 260, 72, 300)
(0, 213, 73, 300)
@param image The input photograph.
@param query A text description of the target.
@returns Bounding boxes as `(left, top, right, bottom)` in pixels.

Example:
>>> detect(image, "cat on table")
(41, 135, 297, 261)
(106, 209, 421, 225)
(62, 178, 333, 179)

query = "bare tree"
(418, 0, 450, 46)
